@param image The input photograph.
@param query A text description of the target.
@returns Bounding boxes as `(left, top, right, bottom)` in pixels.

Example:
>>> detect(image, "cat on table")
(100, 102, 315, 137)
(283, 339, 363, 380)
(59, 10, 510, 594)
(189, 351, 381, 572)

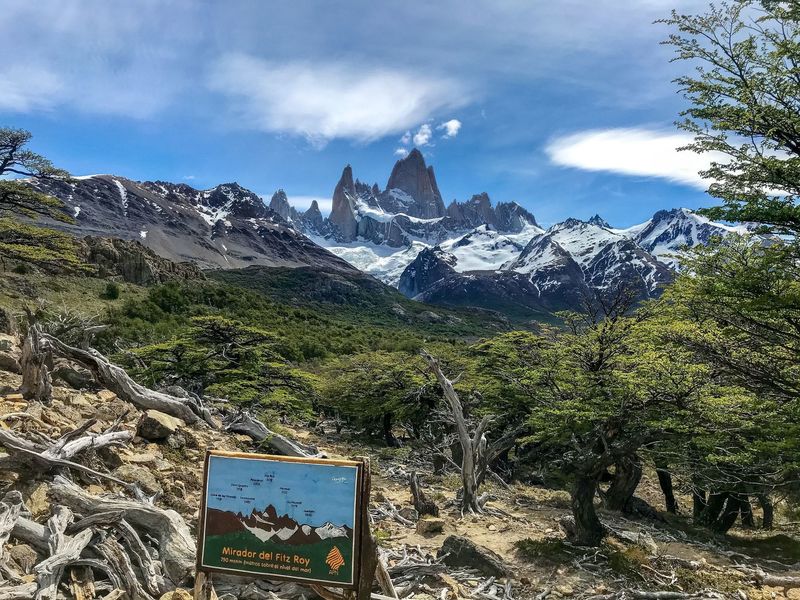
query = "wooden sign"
(197, 450, 365, 587)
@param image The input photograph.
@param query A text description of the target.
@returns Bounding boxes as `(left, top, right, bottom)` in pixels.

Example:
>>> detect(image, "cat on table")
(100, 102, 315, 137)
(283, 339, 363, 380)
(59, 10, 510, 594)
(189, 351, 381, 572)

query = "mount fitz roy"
(26, 148, 748, 317)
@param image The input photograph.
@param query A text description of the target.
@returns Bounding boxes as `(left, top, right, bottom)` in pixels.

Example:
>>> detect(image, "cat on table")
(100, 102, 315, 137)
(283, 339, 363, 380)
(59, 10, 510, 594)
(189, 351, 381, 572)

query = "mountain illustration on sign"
(326, 546, 345, 573)
(205, 503, 353, 545)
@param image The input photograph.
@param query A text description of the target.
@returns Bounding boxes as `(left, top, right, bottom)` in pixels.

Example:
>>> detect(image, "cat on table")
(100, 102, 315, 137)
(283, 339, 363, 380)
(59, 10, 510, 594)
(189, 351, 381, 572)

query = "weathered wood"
(49, 475, 195, 588)
(193, 571, 218, 600)
(20, 325, 52, 403)
(357, 459, 378, 600)
(409, 472, 438, 517)
(95, 536, 155, 600)
(223, 411, 321, 457)
(423, 352, 490, 515)
(0, 582, 38, 600)
(68, 566, 96, 600)
(42, 334, 208, 425)
(35, 507, 94, 600)
(0, 492, 23, 568)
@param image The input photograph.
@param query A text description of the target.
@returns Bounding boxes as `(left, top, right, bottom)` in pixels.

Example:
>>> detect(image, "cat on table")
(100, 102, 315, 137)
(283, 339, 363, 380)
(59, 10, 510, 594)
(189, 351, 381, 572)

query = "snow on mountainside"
(27, 175, 356, 273)
(614, 208, 750, 268)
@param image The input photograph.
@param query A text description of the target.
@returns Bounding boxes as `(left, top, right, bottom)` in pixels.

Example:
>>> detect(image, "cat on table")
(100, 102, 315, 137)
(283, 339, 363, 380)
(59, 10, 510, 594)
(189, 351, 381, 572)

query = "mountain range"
(205, 503, 352, 546)
(24, 149, 749, 318)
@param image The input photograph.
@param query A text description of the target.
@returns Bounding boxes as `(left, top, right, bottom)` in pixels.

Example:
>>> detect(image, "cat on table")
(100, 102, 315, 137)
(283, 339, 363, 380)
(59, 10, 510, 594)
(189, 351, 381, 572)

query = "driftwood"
(35, 507, 94, 600)
(0, 420, 133, 489)
(223, 411, 322, 457)
(409, 472, 439, 517)
(423, 352, 490, 515)
(49, 475, 195, 589)
(41, 334, 210, 426)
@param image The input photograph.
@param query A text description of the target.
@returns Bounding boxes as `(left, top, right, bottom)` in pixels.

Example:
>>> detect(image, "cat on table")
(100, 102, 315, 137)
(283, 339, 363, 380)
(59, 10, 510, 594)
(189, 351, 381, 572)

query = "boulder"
(52, 360, 95, 390)
(0, 351, 21, 374)
(137, 410, 185, 440)
(0, 308, 17, 335)
(437, 535, 510, 578)
(159, 590, 192, 600)
(115, 464, 163, 495)
(416, 517, 445, 535)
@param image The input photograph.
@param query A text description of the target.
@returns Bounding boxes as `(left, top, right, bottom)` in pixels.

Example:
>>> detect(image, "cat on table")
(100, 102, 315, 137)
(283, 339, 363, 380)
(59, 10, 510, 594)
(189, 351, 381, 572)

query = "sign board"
(197, 450, 364, 587)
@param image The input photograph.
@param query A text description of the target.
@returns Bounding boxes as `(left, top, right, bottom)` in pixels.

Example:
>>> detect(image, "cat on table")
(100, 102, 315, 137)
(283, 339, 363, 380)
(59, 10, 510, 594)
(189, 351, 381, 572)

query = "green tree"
(319, 351, 438, 447)
(0, 127, 81, 271)
(662, 1, 800, 233)
(131, 316, 315, 420)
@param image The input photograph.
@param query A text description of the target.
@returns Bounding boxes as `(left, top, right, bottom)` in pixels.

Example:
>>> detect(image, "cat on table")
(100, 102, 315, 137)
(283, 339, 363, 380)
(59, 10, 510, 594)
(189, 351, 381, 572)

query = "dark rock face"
(495, 202, 539, 233)
(328, 166, 359, 240)
(27, 175, 356, 273)
(385, 149, 445, 218)
(268, 189, 299, 223)
(300, 200, 325, 233)
(78, 236, 203, 285)
(438, 535, 510, 578)
(398, 248, 457, 298)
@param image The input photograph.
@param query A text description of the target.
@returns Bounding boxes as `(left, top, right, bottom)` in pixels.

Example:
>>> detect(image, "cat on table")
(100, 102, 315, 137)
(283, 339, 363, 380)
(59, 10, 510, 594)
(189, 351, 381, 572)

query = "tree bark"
(409, 472, 439, 517)
(571, 475, 604, 546)
(424, 352, 490, 515)
(692, 488, 707, 519)
(603, 455, 642, 512)
(41, 334, 210, 426)
(382, 413, 400, 448)
(758, 494, 774, 529)
(739, 495, 755, 528)
(19, 325, 52, 403)
(223, 411, 321, 457)
(655, 461, 678, 514)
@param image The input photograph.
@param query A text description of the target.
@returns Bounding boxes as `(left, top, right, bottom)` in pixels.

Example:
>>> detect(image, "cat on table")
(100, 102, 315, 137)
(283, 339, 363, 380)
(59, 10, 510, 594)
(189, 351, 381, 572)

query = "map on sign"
(198, 451, 361, 586)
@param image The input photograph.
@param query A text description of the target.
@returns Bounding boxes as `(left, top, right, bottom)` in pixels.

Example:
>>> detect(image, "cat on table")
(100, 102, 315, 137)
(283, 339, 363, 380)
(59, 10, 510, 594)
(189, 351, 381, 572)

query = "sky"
(0, 0, 720, 228)
(205, 455, 358, 526)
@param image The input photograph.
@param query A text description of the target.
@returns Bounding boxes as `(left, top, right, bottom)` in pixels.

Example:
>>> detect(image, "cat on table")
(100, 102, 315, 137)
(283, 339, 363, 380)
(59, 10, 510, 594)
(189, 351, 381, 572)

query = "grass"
(514, 538, 576, 563)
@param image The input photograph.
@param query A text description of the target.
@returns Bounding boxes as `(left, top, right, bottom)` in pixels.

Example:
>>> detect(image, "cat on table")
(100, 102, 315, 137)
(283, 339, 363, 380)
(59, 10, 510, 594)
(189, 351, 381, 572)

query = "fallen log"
(49, 475, 195, 588)
(35, 507, 94, 600)
(42, 334, 210, 426)
(223, 411, 321, 457)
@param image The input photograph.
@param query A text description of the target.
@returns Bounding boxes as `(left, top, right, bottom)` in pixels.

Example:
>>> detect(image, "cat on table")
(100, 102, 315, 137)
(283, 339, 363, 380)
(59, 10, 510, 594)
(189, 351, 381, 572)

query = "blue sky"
(0, 0, 719, 227)
(205, 455, 358, 526)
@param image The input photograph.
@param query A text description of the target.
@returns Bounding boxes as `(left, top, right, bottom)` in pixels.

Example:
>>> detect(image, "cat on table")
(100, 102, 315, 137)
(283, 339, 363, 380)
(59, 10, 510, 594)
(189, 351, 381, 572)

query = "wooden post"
(355, 458, 377, 600)
(194, 571, 217, 600)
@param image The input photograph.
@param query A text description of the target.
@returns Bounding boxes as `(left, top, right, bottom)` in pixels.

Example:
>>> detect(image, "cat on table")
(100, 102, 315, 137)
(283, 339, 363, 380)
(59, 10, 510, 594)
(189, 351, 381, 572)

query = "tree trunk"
(19, 325, 52, 403)
(758, 494, 774, 529)
(712, 494, 742, 534)
(739, 495, 755, 528)
(571, 475, 604, 546)
(424, 352, 490, 515)
(382, 412, 399, 448)
(409, 472, 439, 517)
(692, 488, 707, 519)
(698, 492, 727, 527)
(603, 455, 642, 512)
(655, 461, 678, 514)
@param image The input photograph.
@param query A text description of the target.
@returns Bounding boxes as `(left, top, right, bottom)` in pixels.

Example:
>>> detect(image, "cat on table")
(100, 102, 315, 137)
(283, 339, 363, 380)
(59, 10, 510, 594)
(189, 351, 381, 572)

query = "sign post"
(196, 450, 375, 599)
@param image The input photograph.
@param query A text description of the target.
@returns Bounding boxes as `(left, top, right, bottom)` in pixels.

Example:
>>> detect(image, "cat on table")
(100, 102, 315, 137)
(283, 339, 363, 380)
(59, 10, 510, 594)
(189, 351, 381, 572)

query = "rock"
(137, 410, 185, 440)
(52, 360, 95, 390)
(0, 308, 17, 334)
(616, 530, 658, 554)
(97, 390, 117, 402)
(159, 590, 192, 600)
(22, 482, 50, 519)
(417, 517, 446, 535)
(488, 524, 497, 531)
(555, 585, 574, 597)
(115, 464, 163, 495)
(438, 535, 510, 578)
(8, 543, 38, 574)
(0, 351, 21, 374)
(399, 507, 419, 522)
(166, 432, 187, 449)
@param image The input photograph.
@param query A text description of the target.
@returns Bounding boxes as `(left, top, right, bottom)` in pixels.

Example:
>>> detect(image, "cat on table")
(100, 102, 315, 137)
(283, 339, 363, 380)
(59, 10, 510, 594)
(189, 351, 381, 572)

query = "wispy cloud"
(545, 127, 726, 189)
(207, 54, 468, 145)
(289, 195, 332, 215)
(412, 124, 433, 146)
(394, 148, 409, 157)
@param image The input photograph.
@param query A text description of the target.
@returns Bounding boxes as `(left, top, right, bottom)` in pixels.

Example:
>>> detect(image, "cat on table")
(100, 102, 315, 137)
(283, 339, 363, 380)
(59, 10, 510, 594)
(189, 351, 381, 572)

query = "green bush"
(102, 281, 121, 300)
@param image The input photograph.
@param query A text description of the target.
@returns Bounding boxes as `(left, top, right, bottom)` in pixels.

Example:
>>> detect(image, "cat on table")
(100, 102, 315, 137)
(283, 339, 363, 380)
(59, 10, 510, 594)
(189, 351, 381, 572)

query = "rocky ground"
(0, 330, 799, 600)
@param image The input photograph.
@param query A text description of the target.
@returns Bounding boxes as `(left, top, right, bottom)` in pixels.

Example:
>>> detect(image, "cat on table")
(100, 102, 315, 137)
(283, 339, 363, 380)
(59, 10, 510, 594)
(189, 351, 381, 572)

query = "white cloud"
(207, 54, 468, 145)
(394, 147, 409, 157)
(545, 127, 728, 189)
(289, 195, 332, 215)
(437, 119, 462, 138)
(183, 175, 196, 180)
(412, 123, 433, 146)
(400, 131, 412, 145)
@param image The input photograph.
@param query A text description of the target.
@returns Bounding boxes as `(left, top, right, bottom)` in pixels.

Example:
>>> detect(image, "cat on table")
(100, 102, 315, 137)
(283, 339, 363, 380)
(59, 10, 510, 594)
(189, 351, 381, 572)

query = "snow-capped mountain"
(28, 175, 355, 273)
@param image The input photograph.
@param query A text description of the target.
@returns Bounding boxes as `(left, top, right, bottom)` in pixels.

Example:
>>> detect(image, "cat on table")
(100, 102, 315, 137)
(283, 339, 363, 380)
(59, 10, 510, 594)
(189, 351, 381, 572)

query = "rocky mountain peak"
(588, 214, 611, 228)
(386, 148, 445, 219)
(329, 165, 358, 239)
(268, 189, 297, 222)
